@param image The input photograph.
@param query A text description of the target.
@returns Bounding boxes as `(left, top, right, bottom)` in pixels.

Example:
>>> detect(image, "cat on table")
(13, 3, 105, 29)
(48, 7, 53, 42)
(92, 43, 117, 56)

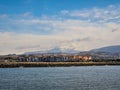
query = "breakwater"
(0, 62, 120, 68)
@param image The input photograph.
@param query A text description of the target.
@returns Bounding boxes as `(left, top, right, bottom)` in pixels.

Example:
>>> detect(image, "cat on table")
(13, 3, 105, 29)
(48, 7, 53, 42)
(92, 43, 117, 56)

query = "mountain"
(24, 47, 79, 55)
(90, 45, 120, 53)
(24, 45, 120, 56)
(24, 45, 120, 59)
(83, 45, 120, 60)
(46, 47, 78, 53)
(48, 45, 120, 54)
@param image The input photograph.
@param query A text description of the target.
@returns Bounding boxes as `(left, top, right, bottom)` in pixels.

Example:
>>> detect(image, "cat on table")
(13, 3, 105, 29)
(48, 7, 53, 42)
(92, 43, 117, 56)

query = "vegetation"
(0, 61, 120, 68)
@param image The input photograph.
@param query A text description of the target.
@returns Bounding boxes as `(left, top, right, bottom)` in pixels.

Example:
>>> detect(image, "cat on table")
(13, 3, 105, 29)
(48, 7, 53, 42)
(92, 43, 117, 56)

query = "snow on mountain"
(24, 47, 78, 55)
(24, 45, 120, 55)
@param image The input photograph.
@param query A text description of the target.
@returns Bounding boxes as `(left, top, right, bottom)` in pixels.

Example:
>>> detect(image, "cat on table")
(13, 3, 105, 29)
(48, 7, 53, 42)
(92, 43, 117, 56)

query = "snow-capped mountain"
(24, 47, 79, 55)
(24, 45, 120, 55)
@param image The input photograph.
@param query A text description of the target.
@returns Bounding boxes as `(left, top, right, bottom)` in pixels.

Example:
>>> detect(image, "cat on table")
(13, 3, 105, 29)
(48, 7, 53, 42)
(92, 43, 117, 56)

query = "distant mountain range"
(25, 47, 79, 55)
(25, 45, 120, 55)
(24, 45, 120, 59)
(90, 45, 120, 53)
(82, 45, 120, 59)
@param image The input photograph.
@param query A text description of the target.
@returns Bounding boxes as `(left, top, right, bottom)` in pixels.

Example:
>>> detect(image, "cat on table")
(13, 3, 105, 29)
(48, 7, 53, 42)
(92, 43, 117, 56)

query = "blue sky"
(0, 0, 120, 16)
(0, 0, 120, 54)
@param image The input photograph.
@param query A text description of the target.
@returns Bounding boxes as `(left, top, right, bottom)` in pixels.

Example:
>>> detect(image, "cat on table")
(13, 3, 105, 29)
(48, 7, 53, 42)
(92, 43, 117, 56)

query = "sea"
(0, 66, 120, 90)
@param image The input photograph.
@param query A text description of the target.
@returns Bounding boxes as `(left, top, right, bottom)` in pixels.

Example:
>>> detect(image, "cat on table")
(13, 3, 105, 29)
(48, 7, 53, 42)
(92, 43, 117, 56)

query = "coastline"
(0, 62, 120, 68)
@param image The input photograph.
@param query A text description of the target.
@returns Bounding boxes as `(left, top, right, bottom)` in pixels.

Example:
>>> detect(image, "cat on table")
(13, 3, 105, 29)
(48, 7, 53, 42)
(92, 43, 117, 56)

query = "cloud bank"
(0, 5, 120, 54)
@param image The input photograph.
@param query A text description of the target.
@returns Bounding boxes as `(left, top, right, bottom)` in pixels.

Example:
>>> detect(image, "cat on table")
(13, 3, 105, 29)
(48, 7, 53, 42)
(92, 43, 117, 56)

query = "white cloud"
(62, 5, 120, 23)
(0, 32, 61, 55)
(70, 10, 90, 18)
(0, 4, 120, 54)
(22, 12, 32, 17)
(0, 19, 119, 55)
(61, 10, 69, 15)
(0, 14, 8, 19)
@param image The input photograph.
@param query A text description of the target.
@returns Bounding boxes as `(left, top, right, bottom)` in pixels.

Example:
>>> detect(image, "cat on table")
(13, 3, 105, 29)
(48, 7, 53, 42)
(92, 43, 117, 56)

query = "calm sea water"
(0, 66, 120, 90)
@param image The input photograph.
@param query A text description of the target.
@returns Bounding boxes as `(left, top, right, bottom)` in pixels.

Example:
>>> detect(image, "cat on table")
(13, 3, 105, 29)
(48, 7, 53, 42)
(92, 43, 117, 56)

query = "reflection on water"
(0, 66, 120, 90)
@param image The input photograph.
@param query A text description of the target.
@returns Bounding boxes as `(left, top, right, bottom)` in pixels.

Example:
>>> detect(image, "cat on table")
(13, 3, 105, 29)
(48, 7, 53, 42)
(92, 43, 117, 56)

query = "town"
(0, 53, 120, 67)
(0, 53, 120, 63)
(0, 54, 92, 62)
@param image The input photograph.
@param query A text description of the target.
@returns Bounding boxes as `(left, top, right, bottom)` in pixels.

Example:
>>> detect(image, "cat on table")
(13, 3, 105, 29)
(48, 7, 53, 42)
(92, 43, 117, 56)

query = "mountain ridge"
(24, 45, 120, 55)
(90, 45, 120, 53)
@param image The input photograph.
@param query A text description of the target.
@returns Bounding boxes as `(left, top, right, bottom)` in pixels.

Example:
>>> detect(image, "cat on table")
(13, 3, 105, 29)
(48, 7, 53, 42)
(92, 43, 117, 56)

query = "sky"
(0, 0, 120, 55)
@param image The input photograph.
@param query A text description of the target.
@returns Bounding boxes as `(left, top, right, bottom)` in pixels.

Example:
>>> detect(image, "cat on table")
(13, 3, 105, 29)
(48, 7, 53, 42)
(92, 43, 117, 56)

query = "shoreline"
(0, 62, 120, 68)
